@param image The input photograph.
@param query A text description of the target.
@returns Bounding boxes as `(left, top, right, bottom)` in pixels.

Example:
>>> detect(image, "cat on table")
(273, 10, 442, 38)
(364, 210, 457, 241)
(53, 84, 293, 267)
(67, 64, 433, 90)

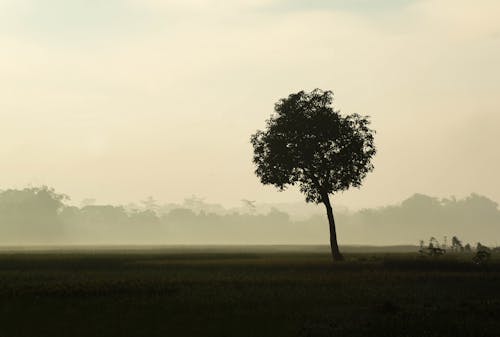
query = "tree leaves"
(251, 89, 376, 204)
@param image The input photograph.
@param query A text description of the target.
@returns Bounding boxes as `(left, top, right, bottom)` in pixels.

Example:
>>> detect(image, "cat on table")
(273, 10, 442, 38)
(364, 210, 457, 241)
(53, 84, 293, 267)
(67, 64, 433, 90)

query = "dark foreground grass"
(0, 248, 499, 337)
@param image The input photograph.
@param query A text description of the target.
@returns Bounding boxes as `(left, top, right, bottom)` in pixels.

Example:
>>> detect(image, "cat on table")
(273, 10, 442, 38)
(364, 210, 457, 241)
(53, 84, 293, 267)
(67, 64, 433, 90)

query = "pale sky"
(1, 0, 499, 208)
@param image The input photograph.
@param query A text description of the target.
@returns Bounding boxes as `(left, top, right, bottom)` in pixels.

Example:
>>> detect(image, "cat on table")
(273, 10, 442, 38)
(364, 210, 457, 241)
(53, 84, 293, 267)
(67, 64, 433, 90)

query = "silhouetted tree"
(451, 236, 464, 252)
(476, 242, 490, 252)
(250, 89, 376, 260)
(473, 242, 491, 265)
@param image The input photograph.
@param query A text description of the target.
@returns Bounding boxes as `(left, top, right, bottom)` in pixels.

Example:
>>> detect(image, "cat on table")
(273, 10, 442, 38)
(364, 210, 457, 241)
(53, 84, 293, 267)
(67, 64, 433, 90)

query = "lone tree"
(250, 89, 376, 261)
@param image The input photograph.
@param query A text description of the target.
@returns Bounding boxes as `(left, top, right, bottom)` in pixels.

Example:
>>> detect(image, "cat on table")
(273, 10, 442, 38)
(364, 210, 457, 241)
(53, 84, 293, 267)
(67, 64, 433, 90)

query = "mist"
(1, 0, 500, 210)
(0, 186, 498, 247)
(2, 2, 500, 337)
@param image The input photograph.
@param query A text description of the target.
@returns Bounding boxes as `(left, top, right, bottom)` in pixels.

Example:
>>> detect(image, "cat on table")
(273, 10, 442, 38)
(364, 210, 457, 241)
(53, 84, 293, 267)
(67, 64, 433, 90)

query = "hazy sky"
(1, 0, 499, 208)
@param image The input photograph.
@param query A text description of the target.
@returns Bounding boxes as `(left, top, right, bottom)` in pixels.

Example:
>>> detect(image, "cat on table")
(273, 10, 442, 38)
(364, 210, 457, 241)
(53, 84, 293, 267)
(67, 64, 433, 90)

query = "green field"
(0, 247, 499, 337)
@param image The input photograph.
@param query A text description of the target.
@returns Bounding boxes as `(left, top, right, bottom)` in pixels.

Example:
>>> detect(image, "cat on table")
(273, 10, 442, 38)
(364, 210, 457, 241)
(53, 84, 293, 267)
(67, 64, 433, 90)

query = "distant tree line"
(0, 187, 499, 245)
(336, 193, 500, 245)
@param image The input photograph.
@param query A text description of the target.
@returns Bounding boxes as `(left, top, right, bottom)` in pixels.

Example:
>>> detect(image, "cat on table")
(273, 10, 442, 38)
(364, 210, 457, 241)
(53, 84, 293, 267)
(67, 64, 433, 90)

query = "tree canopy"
(251, 89, 376, 204)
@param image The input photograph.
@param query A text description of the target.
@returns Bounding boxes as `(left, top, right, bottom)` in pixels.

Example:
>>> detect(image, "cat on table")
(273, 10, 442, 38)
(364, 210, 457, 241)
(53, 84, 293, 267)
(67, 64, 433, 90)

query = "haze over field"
(1, 187, 499, 246)
(1, 0, 499, 209)
(2, 3, 500, 337)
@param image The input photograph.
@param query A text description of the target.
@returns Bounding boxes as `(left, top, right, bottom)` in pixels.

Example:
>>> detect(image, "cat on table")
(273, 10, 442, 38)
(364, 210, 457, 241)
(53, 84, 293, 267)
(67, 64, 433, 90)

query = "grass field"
(0, 246, 499, 337)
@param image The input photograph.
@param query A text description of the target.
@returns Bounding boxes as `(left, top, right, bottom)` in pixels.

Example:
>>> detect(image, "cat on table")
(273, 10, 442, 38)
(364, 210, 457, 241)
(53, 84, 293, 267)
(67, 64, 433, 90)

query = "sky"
(0, 0, 499, 209)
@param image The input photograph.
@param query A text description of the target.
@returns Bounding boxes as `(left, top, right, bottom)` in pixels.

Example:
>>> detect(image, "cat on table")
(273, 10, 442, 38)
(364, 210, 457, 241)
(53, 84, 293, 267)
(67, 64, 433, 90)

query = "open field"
(0, 246, 499, 337)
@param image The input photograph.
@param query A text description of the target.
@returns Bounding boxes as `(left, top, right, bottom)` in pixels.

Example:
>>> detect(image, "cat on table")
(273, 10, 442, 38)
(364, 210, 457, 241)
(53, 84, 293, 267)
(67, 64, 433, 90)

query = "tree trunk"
(322, 193, 344, 261)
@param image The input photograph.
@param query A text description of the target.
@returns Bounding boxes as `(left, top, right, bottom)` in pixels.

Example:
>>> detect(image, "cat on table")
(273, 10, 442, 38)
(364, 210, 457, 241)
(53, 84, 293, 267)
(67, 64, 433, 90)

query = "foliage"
(1, 186, 500, 245)
(0, 186, 68, 241)
(473, 243, 492, 265)
(250, 89, 376, 204)
(419, 237, 446, 257)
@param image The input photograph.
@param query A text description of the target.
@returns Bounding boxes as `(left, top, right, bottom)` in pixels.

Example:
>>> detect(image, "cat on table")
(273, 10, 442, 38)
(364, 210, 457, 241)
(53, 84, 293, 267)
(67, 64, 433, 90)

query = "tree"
(0, 186, 68, 243)
(250, 89, 376, 261)
(451, 236, 464, 252)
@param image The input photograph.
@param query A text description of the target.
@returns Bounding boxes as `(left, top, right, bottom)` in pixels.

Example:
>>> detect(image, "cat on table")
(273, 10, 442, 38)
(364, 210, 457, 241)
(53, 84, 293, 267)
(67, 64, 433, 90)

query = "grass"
(0, 247, 499, 337)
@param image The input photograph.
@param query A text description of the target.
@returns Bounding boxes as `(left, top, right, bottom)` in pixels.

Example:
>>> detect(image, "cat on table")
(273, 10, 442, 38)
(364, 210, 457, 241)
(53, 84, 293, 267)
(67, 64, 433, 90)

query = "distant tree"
(0, 186, 68, 242)
(451, 236, 464, 252)
(241, 199, 257, 214)
(418, 237, 446, 257)
(250, 89, 376, 261)
(476, 242, 490, 252)
(183, 195, 207, 213)
(473, 242, 491, 265)
(141, 196, 159, 213)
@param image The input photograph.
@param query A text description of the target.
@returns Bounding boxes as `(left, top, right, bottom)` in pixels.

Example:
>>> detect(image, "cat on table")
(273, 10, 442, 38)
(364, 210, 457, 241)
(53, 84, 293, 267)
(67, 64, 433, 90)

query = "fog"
(1, 0, 500, 209)
(0, 186, 498, 247)
(1, 1, 499, 247)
